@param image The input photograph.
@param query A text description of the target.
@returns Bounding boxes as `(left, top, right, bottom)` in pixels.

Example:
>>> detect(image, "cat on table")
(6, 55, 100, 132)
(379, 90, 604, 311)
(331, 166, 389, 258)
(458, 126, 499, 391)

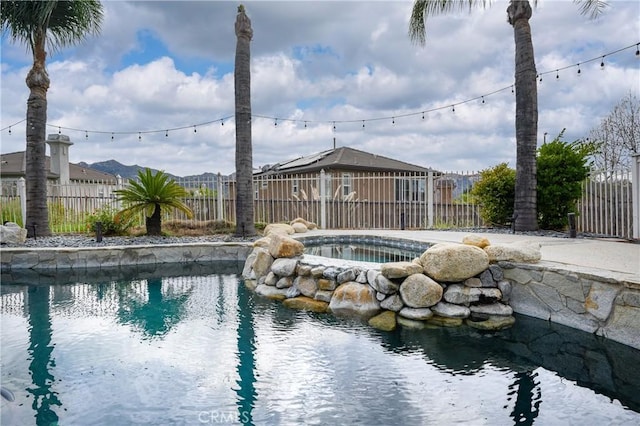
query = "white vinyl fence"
(1, 167, 635, 239)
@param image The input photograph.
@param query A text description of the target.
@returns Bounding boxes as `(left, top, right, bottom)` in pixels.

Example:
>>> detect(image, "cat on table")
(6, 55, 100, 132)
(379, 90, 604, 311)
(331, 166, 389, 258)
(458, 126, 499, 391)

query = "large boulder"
(329, 282, 380, 318)
(294, 276, 318, 298)
(290, 217, 317, 230)
(443, 284, 502, 306)
(381, 262, 423, 279)
(264, 223, 295, 236)
(462, 234, 491, 249)
(268, 233, 304, 258)
(0, 222, 27, 245)
(368, 310, 397, 331)
(399, 274, 443, 308)
(271, 258, 299, 277)
(291, 222, 308, 233)
(251, 248, 274, 279)
(283, 296, 328, 313)
(484, 241, 541, 263)
(420, 243, 489, 282)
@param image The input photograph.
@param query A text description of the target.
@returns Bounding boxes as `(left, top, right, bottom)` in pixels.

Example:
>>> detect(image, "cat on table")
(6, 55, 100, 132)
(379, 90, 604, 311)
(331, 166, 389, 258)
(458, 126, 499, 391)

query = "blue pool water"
(304, 243, 423, 263)
(2, 262, 640, 425)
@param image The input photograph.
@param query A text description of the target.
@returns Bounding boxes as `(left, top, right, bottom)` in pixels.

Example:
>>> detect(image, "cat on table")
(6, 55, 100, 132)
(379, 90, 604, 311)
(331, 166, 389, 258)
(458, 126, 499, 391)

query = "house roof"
(0, 151, 117, 182)
(256, 146, 434, 175)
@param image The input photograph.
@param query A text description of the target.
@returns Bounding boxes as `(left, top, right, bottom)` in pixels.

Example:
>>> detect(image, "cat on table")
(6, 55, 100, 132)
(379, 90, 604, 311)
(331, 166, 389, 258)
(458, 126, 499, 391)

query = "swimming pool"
(2, 262, 639, 425)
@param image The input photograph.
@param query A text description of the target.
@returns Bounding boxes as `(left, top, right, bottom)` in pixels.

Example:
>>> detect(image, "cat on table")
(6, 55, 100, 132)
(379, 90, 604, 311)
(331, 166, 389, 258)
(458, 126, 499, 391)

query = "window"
(342, 173, 352, 198)
(395, 178, 426, 202)
(292, 178, 299, 195)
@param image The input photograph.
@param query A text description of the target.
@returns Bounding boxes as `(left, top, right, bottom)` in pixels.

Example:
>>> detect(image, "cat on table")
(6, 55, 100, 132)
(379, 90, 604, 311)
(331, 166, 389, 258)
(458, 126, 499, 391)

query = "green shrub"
(537, 133, 591, 230)
(86, 206, 135, 236)
(0, 199, 22, 226)
(470, 163, 516, 226)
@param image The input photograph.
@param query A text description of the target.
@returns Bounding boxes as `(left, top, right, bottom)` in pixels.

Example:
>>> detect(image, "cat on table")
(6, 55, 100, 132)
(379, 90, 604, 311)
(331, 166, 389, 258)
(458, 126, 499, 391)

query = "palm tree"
(1, 1, 103, 238)
(409, 0, 608, 231)
(234, 4, 257, 237)
(115, 168, 193, 236)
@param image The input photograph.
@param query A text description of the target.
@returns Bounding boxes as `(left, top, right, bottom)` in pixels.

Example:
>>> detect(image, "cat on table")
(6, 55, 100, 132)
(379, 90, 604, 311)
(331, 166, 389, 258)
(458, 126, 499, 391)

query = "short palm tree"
(115, 169, 193, 236)
(1, 1, 103, 237)
(409, 0, 608, 231)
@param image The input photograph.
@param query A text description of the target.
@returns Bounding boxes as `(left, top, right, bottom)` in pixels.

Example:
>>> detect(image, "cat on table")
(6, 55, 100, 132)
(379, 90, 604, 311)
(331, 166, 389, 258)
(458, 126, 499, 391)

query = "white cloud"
(1, 1, 638, 176)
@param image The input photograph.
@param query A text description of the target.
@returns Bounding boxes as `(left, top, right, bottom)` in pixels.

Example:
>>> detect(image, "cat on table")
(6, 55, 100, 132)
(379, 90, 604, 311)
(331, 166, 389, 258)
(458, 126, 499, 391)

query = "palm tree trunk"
(25, 31, 51, 237)
(234, 6, 256, 237)
(146, 203, 162, 235)
(508, 0, 538, 231)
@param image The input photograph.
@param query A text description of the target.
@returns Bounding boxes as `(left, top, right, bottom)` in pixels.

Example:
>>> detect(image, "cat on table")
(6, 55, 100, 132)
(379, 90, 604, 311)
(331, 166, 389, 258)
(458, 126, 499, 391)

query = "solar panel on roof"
(277, 149, 333, 170)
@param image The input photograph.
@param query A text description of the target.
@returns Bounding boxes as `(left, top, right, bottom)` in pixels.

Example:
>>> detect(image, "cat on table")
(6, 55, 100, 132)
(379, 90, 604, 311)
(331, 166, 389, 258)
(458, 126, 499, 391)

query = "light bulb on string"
(422, 112, 425, 120)
(481, 96, 485, 104)
(511, 86, 514, 94)
(556, 70, 559, 80)
(600, 56, 605, 69)
(8, 127, 11, 135)
(636, 44, 639, 56)
(111, 132, 114, 141)
(451, 105, 455, 113)
(304, 121, 307, 128)
(165, 130, 168, 137)
(539, 74, 542, 83)
(333, 121, 336, 132)
(392, 117, 395, 125)
(139, 132, 142, 141)
(193, 125, 197, 133)
(362, 120, 365, 129)
(577, 63, 581, 75)
(58, 127, 61, 134)
(274, 118, 278, 127)
(85, 131, 88, 139)
(221, 119, 224, 126)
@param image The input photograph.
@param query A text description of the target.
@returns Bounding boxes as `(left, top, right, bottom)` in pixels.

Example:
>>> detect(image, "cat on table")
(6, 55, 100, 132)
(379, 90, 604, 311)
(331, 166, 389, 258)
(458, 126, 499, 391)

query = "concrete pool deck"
(301, 229, 640, 282)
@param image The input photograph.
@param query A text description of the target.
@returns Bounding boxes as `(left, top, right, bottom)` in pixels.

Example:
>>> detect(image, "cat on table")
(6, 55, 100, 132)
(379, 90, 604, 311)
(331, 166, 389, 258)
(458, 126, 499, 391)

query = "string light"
(111, 132, 114, 141)
(392, 117, 395, 125)
(451, 105, 455, 113)
(165, 130, 168, 137)
(2, 42, 636, 139)
(138, 132, 142, 141)
(333, 121, 336, 131)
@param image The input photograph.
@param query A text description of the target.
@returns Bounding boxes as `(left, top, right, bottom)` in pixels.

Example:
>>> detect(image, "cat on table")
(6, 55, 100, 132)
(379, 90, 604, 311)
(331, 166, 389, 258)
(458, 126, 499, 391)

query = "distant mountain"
(77, 160, 223, 188)
(76, 160, 163, 180)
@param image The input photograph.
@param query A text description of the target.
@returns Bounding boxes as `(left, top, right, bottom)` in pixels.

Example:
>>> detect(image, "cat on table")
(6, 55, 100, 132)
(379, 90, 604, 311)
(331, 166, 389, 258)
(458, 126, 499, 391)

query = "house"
(253, 146, 454, 203)
(1, 135, 120, 227)
(248, 146, 457, 228)
(0, 134, 118, 197)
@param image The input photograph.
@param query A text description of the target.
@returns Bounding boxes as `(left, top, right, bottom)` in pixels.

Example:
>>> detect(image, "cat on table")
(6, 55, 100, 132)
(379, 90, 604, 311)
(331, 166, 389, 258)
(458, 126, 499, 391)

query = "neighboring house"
(1, 134, 117, 196)
(252, 146, 455, 204)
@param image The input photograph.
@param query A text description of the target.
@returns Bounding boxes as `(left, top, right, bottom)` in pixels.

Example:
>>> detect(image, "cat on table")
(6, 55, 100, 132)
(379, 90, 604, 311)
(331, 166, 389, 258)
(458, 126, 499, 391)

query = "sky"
(1, 0, 639, 177)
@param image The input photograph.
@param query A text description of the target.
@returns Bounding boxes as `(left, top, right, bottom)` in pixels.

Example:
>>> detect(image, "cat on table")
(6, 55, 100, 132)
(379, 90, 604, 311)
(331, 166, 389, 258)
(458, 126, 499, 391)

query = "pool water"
(2, 262, 640, 425)
(304, 243, 423, 263)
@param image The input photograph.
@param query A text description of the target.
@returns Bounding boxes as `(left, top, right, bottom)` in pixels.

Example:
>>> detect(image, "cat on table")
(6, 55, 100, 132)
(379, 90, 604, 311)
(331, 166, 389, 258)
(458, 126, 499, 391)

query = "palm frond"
(409, 0, 492, 46)
(573, 0, 609, 19)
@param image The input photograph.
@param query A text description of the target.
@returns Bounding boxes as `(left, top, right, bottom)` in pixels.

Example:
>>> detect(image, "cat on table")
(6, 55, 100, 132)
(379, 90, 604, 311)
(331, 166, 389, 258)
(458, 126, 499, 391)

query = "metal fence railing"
(1, 167, 635, 239)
